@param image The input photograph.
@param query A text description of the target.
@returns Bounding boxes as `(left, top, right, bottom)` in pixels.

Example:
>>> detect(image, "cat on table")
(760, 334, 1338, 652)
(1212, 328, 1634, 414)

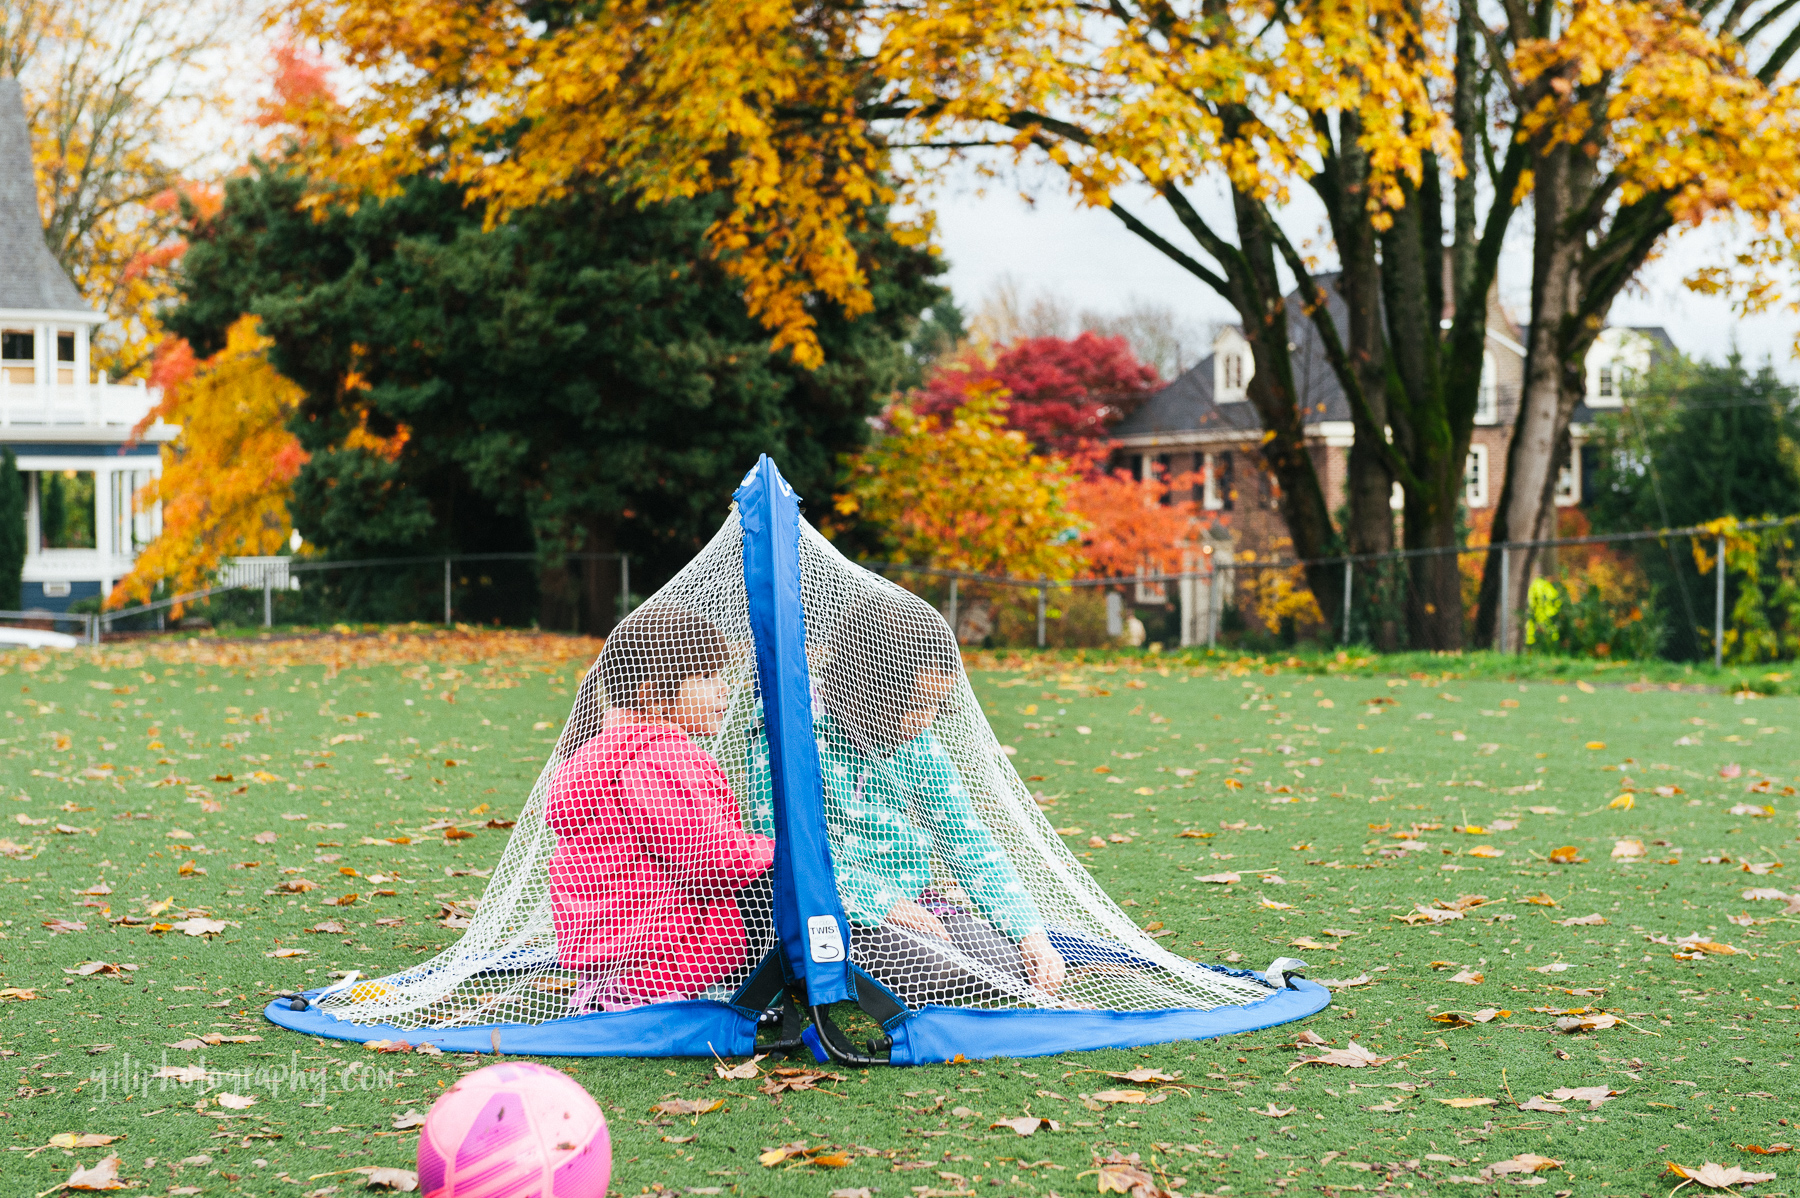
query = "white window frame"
(1201, 452, 1224, 510)
(1554, 451, 1581, 507)
(1464, 443, 1489, 509)
(1475, 350, 1498, 425)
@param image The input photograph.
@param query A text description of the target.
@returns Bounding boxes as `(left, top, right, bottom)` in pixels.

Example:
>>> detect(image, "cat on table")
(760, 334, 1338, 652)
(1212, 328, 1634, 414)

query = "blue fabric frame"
(260, 978, 1328, 1060)
(262, 992, 757, 1058)
(734, 456, 853, 1005)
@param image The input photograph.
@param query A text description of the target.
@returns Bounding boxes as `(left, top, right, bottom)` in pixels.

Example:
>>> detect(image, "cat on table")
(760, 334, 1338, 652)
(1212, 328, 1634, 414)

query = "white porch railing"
(0, 378, 158, 429)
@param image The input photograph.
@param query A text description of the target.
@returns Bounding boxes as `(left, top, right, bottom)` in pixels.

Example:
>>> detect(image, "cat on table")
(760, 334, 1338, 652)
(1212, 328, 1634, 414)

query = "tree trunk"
(578, 523, 621, 634)
(1403, 459, 1468, 649)
(1475, 141, 1596, 646)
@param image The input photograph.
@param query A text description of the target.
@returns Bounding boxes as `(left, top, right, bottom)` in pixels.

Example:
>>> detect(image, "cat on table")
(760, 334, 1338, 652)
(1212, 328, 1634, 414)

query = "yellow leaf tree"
(836, 384, 1084, 582)
(110, 316, 309, 608)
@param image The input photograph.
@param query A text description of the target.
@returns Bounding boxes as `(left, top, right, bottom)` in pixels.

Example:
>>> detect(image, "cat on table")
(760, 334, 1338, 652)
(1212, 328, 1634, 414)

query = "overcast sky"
(924, 164, 1800, 380)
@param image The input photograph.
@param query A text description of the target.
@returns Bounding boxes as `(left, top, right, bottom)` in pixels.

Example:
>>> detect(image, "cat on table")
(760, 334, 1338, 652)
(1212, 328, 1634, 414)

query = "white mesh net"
(315, 508, 1273, 1033)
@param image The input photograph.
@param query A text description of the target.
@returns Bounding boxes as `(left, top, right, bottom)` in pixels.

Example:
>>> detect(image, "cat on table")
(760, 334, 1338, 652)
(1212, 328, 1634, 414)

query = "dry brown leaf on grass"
(1612, 839, 1646, 860)
(1554, 1012, 1622, 1033)
(1094, 1150, 1176, 1198)
(1255, 1103, 1297, 1117)
(713, 1054, 765, 1081)
(1521, 893, 1559, 907)
(1318, 974, 1374, 990)
(43, 918, 87, 934)
(1289, 936, 1329, 950)
(1532, 962, 1577, 974)
(1481, 1154, 1563, 1181)
(760, 1067, 844, 1095)
(308, 921, 347, 934)
(351, 1165, 420, 1191)
(1666, 1162, 1778, 1191)
(1437, 1095, 1496, 1108)
(1735, 1144, 1793, 1154)
(1198, 872, 1240, 884)
(991, 1116, 1058, 1135)
(61, 1154, 126, 1191)
(1104, 1068, 1181, 1084)
(64, 962, 135, 977)
(266, 947, 309, 958)
(1549, 1086, 1621, 1108)
(1431, 1008, 1511, 1027)
(168, 917, 226, 936)
(1518, 1095, 1565, 1112)
(651, 1098, 725, 1116)
(1089, 1089, 1165, 1105)
(217, 1093, 256, 1110)
(391, 1110, 426, 1130)
(1547, 846, 1587, 864)
(1559, 914, 1607, 926)
(0, 987, 41, 1001)
(153, 1065, 207, 1083)
(365, 1040, 413, 1054)
(1393, 906, 1463, 925)
(757, 1142, 852, 1168)
(1290, 1040, 1391, 1072)
(1448, 969, 1484, 984)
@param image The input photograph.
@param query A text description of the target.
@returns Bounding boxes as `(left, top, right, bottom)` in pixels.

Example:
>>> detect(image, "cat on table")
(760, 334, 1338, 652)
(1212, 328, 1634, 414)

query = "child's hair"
(820, 590, 962, 756)
(600, 605, 730, 711)
(558, 606, 729, 757)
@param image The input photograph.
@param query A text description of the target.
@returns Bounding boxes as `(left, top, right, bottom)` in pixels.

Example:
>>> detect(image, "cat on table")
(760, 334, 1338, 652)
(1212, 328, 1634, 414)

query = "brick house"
(1108, 276, 1672, 644)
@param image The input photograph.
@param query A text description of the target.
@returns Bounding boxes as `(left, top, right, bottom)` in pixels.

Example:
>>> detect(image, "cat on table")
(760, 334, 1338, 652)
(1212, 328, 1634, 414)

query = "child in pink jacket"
(547, 606, 773, 1011)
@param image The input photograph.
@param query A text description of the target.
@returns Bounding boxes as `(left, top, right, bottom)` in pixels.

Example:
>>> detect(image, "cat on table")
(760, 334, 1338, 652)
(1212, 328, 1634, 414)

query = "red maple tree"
(914, 332, 1160, 468)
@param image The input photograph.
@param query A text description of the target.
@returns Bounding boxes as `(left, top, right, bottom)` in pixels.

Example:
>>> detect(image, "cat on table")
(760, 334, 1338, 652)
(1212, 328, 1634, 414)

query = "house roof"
(1111, 276, 1356, 443)
(0, 77, 93, 315)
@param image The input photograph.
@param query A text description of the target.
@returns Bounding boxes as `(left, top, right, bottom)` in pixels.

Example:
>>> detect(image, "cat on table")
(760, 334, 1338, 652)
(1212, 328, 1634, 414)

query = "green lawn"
(3, 634, 1795, 1197)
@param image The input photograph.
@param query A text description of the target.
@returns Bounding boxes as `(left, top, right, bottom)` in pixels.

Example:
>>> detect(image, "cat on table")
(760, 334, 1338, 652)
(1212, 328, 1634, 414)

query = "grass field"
(3, 632, 1796, 1197)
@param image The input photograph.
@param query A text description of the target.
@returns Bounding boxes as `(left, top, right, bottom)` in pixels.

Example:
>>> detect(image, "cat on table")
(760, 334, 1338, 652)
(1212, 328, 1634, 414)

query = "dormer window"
(1213, 328, 1254, 403)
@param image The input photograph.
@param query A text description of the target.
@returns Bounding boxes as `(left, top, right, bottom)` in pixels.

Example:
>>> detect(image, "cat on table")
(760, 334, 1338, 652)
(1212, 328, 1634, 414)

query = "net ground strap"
(730, 946, 911, 1054)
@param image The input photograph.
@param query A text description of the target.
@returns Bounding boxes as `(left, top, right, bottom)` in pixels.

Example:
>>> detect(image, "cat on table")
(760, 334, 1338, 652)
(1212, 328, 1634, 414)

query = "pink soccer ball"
(418, 1061, 610, 1198)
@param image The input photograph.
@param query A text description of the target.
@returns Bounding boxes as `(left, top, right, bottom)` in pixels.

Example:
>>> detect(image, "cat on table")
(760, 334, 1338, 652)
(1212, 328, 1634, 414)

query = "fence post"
(444, 558, 453, 627)
(947, 577, 958, 638)
(619, 555, 630, 623)
(1036, 582, 1047, 649)
(1497, 546, 1508, 654)
(263, 574, 273, 628)
(1715, 535, 1726, 670)
(1341, 560, 1353, 645)
(1207, 556, 1218, 649)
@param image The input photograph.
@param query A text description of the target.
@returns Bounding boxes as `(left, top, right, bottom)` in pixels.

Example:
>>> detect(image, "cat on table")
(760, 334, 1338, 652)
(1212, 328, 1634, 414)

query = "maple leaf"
(1198, 872, 1241, 884)
(1612, 839, 1646, 860)
(760, 1068, 844, 1095)
(1436, 1096, 1496, 1108)
(1095, 1151, 1163, 1197)
(1104, 1068, 1181, 1084)
(217, 1093, 256, 1109)
(1289, 936, 1329, 949)
(168, 917, 226, 937)
(1735, 1144, 1793, 1155)
(1480, 1154, 1562, 1181)
(1548, 846, 1588, 864)
(1559, 914, 1607, 926)
(714, 1054, 764, 1081)
(1665, 1162, 1777, 1190)
(651, 1098, 725, 1116)
(1448, 969, 1484, 984)
(62, 1154, 126, 1192)
(990, 1116, 1058, 1135)
(1517, 1095, 1565, 1112)
(351, 1165, 420, 1191)
(1548, 1086, 1621, 1108)
(1292, 1040, 1391, 1070)
(43, 919, 88, 934)
(1293, 1029, 1331, 1045)
(391, 1110, 427, 1130)
(308, 921, 348, 934)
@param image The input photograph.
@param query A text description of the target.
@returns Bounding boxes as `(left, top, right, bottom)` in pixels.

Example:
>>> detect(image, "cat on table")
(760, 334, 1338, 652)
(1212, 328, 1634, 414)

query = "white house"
(0, 77, 173, 612)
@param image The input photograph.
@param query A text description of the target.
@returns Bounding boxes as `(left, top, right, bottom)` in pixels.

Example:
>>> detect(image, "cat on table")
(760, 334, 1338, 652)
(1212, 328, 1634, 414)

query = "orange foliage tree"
(835, 385, 1084, 581)
(110, 316, 309, 607)
(1071, 467, 1208, 581)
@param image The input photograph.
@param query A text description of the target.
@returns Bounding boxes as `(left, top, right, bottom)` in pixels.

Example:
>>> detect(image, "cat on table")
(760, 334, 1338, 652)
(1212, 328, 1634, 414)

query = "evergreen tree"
(1588, 353, 1800, 659)
(171, 167, 946, 628)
